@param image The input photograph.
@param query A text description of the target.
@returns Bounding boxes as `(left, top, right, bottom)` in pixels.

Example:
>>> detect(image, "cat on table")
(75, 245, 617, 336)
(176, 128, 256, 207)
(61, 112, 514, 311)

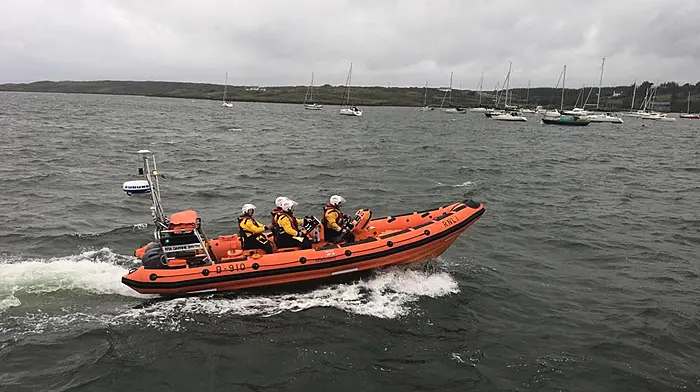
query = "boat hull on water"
(444, 108, 467, 114)
(339, 107, 363, 116)
(542, 115, 590, 126)
(640, 113, 676, 121)
(484, 109, 504, 118)
(304, 103, 323, 110)
(122, 200, 485, 295)
(679, 114, 700, 119)
(491, 112, 527, 121)
(587, 114, 624, 124)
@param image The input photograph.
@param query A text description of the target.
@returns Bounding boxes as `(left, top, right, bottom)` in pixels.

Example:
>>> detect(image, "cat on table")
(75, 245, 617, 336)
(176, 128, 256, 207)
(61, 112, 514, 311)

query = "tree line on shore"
(2, 79, 700, 112)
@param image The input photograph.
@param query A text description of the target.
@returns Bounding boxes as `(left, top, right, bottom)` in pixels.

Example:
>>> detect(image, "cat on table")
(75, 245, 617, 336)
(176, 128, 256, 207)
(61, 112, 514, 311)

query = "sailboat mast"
(493, 81, 500, 106)
(561, 65, 566, 112)
(223, 71, 228, 102)
(449, 72, 453, 106)
(423, 81, 428, 106)
(688, 89, 691, 114)
(526, 80, 530, 105)
(630, 79, 637, 112)
(348, 63, 352, 105)
(597, 57, 605, 110)
(641, 88, 649, 111)
(478, 71, 484, 106)
(505, 62, 512, 106)
(310, 72, 314, 102)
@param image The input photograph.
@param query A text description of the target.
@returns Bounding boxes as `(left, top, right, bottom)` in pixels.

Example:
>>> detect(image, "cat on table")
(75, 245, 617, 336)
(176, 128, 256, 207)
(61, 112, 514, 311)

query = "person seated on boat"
(276, 199, 312, 250)
(271, 196, 288, 230)
(238, 203, 273, 254)
(323, 195, 355, 243)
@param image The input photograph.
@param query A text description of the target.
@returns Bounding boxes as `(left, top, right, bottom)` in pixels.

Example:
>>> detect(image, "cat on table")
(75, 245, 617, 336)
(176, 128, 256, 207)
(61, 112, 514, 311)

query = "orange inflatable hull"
(122, 200, 485, 295)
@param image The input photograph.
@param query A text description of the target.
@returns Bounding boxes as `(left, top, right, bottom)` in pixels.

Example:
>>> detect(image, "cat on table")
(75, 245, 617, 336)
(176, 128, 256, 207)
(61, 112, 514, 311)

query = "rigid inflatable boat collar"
(122, 206, 486, 291)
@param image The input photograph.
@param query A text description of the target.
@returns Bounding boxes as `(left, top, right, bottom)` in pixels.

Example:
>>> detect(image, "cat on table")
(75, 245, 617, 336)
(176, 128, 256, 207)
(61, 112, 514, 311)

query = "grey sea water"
(0, 92, 698, 391)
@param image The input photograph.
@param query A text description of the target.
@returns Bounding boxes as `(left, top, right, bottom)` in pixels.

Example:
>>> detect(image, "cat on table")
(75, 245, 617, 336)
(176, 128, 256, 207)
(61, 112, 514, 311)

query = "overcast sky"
(1, 0, 699, 89)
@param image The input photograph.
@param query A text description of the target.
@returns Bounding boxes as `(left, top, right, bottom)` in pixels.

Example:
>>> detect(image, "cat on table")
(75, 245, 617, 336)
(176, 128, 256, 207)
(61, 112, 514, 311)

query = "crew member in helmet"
(323, 195, 355, 243)
(271, 196, 288, 231)
(276, 199, 312, 250)
(238, 203, 273, 254)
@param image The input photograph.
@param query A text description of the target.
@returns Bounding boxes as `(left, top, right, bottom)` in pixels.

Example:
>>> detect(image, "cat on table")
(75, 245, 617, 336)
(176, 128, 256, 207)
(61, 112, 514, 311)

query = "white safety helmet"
(241, 203, 256, 215)
(281, 199, 297, 212)
(275, 196, 289, 208)
(330, 195, 346, 206)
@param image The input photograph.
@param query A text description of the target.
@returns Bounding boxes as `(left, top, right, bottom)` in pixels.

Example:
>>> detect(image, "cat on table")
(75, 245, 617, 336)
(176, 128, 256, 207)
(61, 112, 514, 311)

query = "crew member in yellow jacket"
(238, 203, 273, 254)
(322, 195, 355, 243)
(276, 199, 312, 250)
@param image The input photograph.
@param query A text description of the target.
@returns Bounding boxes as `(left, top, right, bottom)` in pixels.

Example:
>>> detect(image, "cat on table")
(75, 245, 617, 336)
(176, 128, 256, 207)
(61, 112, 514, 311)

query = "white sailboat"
(222, 72, 233, 108)
(489, 62, 526, 121)
(469, 71, 488, 112)
(521, 80, 536, 114)
(623, 80, 653, 118)
(639, 85, 676, 121)
(679, 88, 700, 119)
(484, 81, 505, 117)
(339, 63, 362, 116)
(486, 63, 516, 117)
(442, 72, 466, 114)
(420, 82, 434, 111)
(587, 57, 623, 124)
(303, 72, 323, 110)
(492, 111, 527, 121)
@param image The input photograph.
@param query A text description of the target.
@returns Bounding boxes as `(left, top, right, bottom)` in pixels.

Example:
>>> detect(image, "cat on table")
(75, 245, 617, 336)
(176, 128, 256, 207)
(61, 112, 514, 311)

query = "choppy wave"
(1, 248, 460, 333)
(130, 268, 459, 320)
(435, 180, 475, 188)
(0, 248, 143, 312)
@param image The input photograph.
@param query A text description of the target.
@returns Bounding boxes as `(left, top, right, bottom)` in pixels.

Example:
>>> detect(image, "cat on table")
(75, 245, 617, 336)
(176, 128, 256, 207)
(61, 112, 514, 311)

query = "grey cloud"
(1, 0, 698, 88)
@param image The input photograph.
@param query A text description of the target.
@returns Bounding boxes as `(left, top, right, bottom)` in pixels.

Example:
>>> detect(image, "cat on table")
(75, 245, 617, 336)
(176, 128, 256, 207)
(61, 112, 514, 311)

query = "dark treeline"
(2, 80, 700, 112)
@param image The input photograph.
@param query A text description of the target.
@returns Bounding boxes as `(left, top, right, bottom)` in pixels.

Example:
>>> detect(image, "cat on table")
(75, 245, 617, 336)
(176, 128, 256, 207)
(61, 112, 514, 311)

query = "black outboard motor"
(141, 243, 167, 269)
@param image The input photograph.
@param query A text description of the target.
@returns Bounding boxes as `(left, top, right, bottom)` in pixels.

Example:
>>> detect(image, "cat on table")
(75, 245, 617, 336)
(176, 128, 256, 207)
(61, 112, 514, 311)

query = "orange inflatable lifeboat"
(120, 150, 485, 295)
(122, 200, 485, 295)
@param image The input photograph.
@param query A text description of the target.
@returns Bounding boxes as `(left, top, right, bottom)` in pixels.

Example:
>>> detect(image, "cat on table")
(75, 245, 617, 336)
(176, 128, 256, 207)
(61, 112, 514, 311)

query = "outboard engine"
(141, 243, 167, 269)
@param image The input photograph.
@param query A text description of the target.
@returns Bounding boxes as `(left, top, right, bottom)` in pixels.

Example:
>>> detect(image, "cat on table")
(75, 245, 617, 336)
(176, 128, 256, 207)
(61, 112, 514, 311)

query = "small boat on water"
(339, 63, 363, 116)
(303, 72, 323, 110)
(587, 113, 624, 124)
(420, 82, 434, 111)
(542, 115, 591, 126)
(491, 111, 527, 121)
(339, 107, 363, 116)
(640, 112, 676, 121)
(469, 71, 487, 112)
(484, 109, 504, 118)
(222, 72, 233, 108)
(444, 107, 467, 114)
(440, 72, 467, 114)
(484, 63, 514, 118)
(121, 151, 485, 295)
(541, 65, 591, 127)
(562, 107, 590, 116)
(679, 89, 699, 119)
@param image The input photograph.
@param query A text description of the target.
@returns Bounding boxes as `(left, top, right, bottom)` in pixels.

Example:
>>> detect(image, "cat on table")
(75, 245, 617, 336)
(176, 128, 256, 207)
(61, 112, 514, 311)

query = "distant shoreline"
(1, 80, 695, 112)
